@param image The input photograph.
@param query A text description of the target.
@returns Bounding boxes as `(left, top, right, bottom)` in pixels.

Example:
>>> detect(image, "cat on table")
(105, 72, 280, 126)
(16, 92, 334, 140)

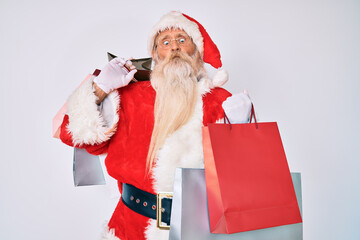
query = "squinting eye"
(179, 38, 186, 43)
(163, 40, 170, 46)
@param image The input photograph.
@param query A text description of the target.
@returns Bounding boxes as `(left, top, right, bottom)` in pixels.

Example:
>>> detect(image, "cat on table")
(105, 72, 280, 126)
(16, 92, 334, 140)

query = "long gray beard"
(146, 51, 201, 168)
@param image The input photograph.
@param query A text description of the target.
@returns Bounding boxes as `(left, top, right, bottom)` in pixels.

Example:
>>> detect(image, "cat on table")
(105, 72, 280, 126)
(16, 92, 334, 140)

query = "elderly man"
(60, 11, 252, 240)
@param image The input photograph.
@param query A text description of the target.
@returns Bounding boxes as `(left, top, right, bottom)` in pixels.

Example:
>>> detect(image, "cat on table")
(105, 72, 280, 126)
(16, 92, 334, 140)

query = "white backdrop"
(1, 0, 359, 239)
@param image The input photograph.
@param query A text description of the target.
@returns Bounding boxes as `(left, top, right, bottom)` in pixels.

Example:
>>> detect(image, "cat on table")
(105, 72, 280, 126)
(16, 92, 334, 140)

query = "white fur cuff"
(66, 76, 120, 146)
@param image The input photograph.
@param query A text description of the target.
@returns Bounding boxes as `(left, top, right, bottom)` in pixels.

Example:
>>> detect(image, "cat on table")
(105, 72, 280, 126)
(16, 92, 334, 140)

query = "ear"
(152, 50, 159, 64)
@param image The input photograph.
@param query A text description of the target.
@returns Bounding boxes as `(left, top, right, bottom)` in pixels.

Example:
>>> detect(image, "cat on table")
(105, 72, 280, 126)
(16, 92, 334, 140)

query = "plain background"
(1, 0, 359, 239)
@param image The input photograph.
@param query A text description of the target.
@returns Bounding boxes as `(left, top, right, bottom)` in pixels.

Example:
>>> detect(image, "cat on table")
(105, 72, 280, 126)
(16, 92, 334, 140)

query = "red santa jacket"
(60, 79, 231, 240)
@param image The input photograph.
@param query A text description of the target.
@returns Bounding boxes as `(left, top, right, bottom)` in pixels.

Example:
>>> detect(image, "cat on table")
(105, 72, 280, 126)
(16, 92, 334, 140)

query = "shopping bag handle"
(249, 104, 258, 129)
(223, 111, 233, 130)
(223, 104, 258, 129)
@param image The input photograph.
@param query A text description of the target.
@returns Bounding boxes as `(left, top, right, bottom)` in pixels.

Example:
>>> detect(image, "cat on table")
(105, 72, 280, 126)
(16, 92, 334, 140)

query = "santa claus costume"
(60, 11, 246, 240)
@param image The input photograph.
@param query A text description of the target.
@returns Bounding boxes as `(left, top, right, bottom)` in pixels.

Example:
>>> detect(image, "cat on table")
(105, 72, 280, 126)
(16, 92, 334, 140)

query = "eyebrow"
(159, 34, 171, 40)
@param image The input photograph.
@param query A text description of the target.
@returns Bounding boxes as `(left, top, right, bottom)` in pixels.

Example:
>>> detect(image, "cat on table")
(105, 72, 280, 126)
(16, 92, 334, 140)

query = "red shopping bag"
(203, 105, 302, 234)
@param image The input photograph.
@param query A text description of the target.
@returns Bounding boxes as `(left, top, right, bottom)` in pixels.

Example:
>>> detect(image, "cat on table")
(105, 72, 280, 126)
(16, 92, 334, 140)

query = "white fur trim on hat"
(66, 76, 120, 146)
(148, 11, 203, 55)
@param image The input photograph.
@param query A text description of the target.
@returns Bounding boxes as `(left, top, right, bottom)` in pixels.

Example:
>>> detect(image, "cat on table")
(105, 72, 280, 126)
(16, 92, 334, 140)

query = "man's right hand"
(222, 90, 252, 124)
(93, 57, 137, 94)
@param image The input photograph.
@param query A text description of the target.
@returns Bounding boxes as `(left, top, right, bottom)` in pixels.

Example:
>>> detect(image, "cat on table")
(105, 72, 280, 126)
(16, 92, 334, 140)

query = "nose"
(170, 40, 180, 51)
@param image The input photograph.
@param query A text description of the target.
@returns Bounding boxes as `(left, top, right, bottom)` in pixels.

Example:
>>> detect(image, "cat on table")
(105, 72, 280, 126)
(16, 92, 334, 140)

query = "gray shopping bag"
(169, 168, 303, 240)
(73, 148, 105, 186)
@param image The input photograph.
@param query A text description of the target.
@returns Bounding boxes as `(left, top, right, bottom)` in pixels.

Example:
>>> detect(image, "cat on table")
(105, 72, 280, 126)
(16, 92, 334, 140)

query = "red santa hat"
(148, 11, 222, 69)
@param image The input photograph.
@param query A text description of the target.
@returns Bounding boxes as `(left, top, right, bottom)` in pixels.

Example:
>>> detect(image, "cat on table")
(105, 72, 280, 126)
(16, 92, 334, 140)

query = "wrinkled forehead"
(157, 28, 190, 40)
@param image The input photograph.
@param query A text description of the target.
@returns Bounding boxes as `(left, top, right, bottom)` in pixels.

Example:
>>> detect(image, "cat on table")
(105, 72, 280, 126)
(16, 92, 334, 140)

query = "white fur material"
(197, 69, 229, 95)
(101, 225, 121, 240)
(151, 92, 204, 193)
(145, 89, 206, 239)
(148, 11, 203, 56)
(197, 76, 212, 95)
(145, 219, 170, 240)
(66, 76, 120, 145)
(212, 69, 229, 88)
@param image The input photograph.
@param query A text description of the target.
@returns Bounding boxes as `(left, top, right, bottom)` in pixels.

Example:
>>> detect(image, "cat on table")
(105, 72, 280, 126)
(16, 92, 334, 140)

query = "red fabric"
(182, 13, 222, 68)
(203, 122, 302, 234)
(59, 115, 74, 147)
(202, 88, 231, 125)
(59, 81, 231, 239)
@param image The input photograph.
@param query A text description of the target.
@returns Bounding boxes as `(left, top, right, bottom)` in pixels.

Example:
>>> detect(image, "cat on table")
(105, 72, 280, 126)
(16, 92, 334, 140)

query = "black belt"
(121, 183, 173, 228)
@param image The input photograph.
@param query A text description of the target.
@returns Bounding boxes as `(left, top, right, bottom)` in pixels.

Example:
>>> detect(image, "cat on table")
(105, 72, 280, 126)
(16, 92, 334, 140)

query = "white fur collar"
(151, 92, 204, 193)
(144, 90, 204, 240)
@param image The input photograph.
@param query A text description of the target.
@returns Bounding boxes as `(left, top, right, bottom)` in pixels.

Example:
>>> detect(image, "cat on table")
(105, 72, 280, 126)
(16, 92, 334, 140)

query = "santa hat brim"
(148, 11, 204, 56)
